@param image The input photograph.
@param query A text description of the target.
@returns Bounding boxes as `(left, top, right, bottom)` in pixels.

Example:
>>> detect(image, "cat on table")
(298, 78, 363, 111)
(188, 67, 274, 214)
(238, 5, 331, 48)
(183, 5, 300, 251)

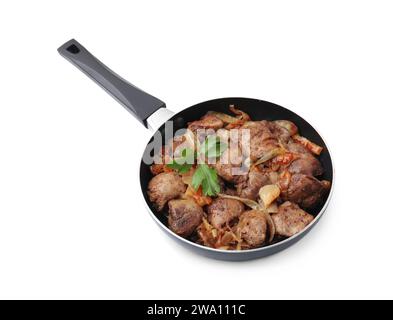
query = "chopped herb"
(166, 148, 195, 173)
(166, 136, 227, 196)
(200, 135, 227, 158)
(191, 164, 220, 196)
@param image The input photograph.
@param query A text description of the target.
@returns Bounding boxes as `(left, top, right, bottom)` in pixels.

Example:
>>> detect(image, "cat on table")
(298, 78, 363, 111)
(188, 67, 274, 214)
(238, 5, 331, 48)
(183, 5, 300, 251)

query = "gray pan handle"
(58, 39, 166, 127)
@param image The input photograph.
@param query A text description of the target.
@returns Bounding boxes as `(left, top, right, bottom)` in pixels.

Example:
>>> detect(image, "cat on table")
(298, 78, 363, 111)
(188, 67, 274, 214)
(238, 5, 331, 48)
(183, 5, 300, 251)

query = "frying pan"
(58, 39, 334, 261)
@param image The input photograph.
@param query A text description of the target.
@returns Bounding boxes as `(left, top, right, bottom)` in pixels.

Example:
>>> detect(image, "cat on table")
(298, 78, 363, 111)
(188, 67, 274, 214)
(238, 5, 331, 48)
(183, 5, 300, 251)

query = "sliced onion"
(207, 111, 240, 124)
(219, 231, 236, 246)
(218, 193, 261, 210)
(181, 168, 196, 185)
(253, 147, 286, 167)
(278, 170, 292, 191)
(184, 185, 212, 206)
(259, 184, 280, 208)
(264, 211, 276, 243)
(208, 107, 250, 124)
(268, 171, 279, 184)
(229, 105, 251, 121)
(202, 217, 217, 239)
(292, 134, 323, 155)
(274, 120, 298, 136)
(266, 202, 278, 214)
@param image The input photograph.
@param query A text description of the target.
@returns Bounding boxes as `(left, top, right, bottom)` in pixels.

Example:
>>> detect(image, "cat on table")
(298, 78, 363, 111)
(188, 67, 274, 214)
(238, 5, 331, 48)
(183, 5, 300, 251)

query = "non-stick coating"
(140, 97, 333, 260)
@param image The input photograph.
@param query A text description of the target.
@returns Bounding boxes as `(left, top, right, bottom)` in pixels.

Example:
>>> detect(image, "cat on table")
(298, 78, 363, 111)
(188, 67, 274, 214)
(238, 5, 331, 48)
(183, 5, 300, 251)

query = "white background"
(0, 0, 392, 300)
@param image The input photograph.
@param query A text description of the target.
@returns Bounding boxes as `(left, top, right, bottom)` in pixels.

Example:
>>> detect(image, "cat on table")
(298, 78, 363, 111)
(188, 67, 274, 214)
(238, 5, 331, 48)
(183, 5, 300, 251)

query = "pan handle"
(58, 39, 166, 127)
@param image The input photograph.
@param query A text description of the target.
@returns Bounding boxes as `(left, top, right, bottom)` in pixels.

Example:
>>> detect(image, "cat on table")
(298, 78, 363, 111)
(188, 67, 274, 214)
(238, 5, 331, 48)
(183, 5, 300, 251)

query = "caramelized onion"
(218, 193, 260, 210)
(266, 202, 278, 214)
(259, 184, 280, 208)
(208, 111, 239, 124)
(274, 120, 298, 136)
(264, 211, 276, 243)
(229, 105, 251, 121)
(253, 147, 286, 167)
(292, 134, 323, 155)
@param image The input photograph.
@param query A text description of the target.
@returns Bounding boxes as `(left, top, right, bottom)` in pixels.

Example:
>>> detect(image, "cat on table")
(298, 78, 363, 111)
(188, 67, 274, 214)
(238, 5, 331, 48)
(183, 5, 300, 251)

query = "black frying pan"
(58, 39, 334, 261)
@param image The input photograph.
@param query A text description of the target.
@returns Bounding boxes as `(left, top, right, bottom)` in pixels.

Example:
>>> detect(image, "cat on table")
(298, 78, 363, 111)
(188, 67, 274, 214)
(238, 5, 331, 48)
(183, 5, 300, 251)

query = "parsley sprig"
(166, 135, 227, 196)
(192, 164, 220, 196)
(166, 148, 195, 174)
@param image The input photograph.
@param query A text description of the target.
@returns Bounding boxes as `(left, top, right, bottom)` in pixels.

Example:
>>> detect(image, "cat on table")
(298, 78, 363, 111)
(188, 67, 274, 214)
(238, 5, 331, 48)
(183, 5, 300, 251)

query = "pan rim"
(139, 97, 335, 255)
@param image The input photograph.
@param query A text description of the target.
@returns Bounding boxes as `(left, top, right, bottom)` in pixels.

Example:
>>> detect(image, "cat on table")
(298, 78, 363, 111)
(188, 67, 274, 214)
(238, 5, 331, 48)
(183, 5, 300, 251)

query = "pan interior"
(140, 98, 333, 238)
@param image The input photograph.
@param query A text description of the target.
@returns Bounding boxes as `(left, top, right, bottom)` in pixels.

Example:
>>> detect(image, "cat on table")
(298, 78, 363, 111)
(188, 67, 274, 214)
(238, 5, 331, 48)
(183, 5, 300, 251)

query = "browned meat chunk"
(215, 177, 237, 196)
(272, 201, 314, 237)
(288, 153, 323, 176)
(286, 140, 323, 176)
(147, 172, 186, 211)
(168, 199, 203, 237)
(286, 140, 309, 154)
(207, 198, 244, 229)
(235, 210, 267, 248)
(236, 167, 271, 200)
(151, 134, 190, 170)
(269, 120, 298, 143)
(282, 173, 330, 209)
(188, 114, 224, 131)
(214, 145, 247, 183)
(240, 121, 280, 162)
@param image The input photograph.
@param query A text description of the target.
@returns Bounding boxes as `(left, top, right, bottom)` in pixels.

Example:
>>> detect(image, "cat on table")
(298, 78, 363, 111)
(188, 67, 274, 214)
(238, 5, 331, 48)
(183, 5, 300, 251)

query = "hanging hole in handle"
(66, 44, 80, 54)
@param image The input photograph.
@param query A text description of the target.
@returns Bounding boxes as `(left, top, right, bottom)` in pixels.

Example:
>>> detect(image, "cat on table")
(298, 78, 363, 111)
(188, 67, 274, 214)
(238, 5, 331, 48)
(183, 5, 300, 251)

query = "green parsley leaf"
(180, 148, 196, 164)
(166, 137, 225, 196)
(200, 135, 227, 158)
(191, 163, 220, 196)
(166, 147, 195, 174)
(166, 161, 192, 174)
